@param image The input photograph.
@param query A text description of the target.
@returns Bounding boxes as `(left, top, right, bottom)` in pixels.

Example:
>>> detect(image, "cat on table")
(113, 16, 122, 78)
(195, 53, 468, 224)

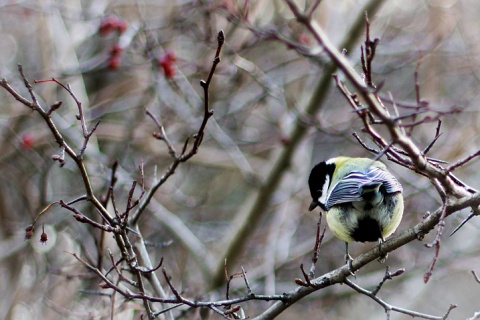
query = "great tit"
(308, 156, 404, 265)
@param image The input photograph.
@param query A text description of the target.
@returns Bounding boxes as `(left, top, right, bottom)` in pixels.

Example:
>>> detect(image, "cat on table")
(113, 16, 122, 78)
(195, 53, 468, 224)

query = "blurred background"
(1, 0, 479, 319)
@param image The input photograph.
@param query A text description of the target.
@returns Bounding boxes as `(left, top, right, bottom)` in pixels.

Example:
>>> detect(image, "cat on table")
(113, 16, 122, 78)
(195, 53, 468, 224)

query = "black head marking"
(308, 161, 335, 211)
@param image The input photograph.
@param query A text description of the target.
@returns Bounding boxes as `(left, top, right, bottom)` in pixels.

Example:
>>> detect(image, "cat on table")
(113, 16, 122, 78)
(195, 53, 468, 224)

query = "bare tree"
(1, 1, 480, 319)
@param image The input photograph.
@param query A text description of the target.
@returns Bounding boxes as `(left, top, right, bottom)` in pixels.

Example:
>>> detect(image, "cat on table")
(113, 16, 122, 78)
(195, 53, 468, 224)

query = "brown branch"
(145, 109, 177, 158)
(211, 0, 386, 289)
(360, 12, 379, 89)
(371, 266, 405, 296)
(1, 66, 114, 224)
(107, 249, 138, 287)
(251, 176, 480, 319)
(180, 29, 224, 160)
(139, 257, 164, 275)
(60, 200, 118, 233)
(0, 77, 36, 109)
(423, 120, 443, 155)
(344, 278, 454, 320)
(448, 149, 480, 172)
(309, 212, 326, 278)
(34, 77, 100, 157)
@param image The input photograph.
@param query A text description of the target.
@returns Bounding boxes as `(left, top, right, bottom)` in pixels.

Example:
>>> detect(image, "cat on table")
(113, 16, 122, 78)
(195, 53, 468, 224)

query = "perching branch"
(251, 193, 480, 319)
(210, 0, 386, 288)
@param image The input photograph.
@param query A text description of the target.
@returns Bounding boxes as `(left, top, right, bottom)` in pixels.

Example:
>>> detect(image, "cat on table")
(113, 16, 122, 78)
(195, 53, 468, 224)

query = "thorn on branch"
(449, 210, 476, 237)
(423, 120, 442, 155)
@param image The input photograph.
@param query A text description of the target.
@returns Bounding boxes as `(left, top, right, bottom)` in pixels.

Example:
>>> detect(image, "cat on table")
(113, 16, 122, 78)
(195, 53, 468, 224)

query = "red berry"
(99, 16, 118, 36)
(108, 56, 121, 70)
(109, 43, 123, 57)
(164, 49, 176, 62)
(163, 63, 175, 78)
(21, 133, 34, 149)
(158, 51, 177, 79)
(159, 57, 175, 78)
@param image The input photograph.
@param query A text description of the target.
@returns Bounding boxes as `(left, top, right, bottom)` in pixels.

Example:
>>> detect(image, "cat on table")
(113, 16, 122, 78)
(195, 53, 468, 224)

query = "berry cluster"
(99, 16, 127, 36)
(158, 49, 176, 79)
(98, 16, 128, 70)
(107, 43, 123, 70)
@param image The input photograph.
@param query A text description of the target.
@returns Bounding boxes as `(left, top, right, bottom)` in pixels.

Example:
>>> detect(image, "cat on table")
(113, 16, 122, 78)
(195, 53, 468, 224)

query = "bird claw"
(377, 238, 388, 263)
(345, 253, 356, 277)
(378, 253, 388, 263)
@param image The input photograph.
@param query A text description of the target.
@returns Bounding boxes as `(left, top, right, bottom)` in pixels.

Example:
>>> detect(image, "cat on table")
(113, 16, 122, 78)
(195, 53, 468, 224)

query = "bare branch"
(132, 30, 225, 224)
(344, 278, 452, 320)
(146, 109, 177, 158)
(423, 120, 443, 155)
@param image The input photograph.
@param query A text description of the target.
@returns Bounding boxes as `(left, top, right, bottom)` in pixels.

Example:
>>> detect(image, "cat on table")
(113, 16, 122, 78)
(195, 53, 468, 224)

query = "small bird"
(308, 156, 404, 268)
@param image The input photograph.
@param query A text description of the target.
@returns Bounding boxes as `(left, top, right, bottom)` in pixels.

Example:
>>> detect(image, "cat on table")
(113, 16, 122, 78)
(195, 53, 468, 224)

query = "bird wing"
(325, 167, 402, 210)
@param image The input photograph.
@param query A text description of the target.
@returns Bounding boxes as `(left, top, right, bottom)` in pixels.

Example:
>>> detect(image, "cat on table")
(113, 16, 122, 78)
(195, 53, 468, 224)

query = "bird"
(308, 156, 404, 269)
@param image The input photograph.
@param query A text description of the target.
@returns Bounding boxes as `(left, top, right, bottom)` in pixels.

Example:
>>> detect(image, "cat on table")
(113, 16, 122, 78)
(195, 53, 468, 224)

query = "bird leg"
(345, 242, 356, 276)
(377, 236, 388, 263)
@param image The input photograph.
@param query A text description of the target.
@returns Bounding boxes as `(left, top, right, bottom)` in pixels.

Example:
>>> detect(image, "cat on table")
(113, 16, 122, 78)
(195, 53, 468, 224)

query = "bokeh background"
(1, 0, 479, 319)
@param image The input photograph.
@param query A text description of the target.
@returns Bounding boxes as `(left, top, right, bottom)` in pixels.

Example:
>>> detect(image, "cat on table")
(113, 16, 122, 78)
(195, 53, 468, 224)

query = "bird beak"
(309, 200, 318, 211)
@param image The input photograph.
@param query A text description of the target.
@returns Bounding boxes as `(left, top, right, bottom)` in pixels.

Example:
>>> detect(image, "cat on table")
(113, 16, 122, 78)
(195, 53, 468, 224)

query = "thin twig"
(146, 109, 177, 157)
(309, 212, 326, 278)
(345, 278, 453, 320)
(448, 149, 480, 172)
(423, 120, 443, 155)
(181, 29, 224, 160)
(471, 270, 480, 284)
(371, 267, 405, 296)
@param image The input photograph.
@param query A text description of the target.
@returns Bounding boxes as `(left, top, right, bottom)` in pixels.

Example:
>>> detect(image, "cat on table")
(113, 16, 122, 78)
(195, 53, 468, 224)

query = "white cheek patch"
(318, 175, 330, 205)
